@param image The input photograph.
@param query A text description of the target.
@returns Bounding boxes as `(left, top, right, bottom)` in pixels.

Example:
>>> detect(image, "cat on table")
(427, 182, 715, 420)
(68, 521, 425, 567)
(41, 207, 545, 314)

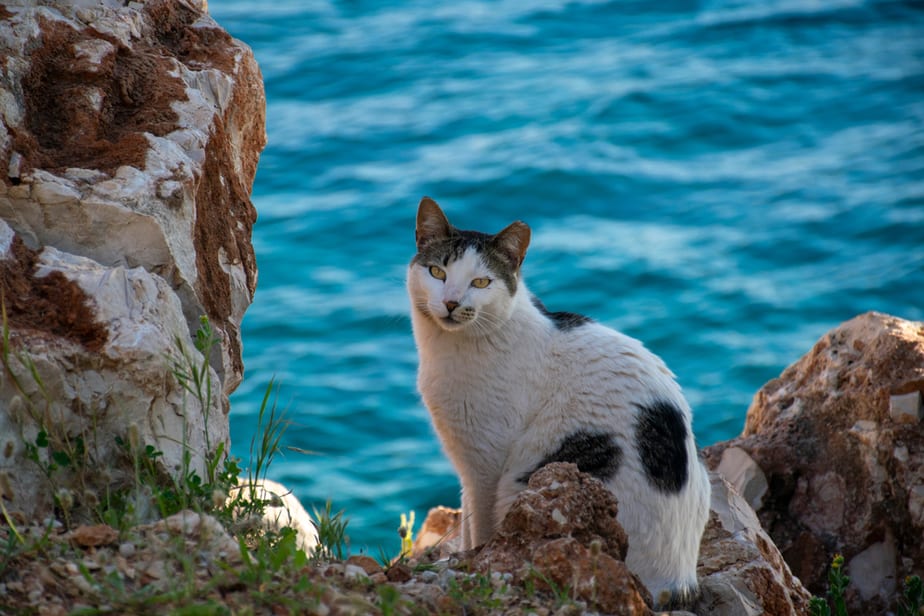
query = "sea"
(209, 0, 924, 554)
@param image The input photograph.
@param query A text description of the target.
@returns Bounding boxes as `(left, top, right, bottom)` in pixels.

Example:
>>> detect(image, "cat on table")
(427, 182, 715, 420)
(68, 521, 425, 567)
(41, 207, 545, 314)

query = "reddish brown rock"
(418, 466, 817, 615)
(467, 463, 650, 616)
(705, 312, 924, 615)
(346, 555, 383, 577)
(70, 524, 118, 548)
(412, 505, 462, 558)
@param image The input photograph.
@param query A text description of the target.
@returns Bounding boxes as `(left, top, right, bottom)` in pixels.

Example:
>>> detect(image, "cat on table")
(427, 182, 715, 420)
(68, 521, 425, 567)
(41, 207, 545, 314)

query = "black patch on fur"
(413, 228, 519, 294)
(530, 296, 592, 331)
(635, 400, 689, 493)
(517, 431, 622, 484)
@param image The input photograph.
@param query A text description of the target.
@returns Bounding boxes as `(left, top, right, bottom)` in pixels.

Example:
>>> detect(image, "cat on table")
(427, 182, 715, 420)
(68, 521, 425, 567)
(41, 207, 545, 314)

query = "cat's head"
(408, 197, 530, 334)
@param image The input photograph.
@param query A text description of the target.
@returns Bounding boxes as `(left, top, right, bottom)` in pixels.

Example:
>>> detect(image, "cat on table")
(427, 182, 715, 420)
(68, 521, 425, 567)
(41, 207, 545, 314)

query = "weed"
(398, 510, 415, 559)
(312, 500, 349, 561)
(447, 571, 508, 611)
(378, 583, 403, 616)
(809, 554, 849, 616)
(898, 575, 923, 616)
(526, 566, 574, 609)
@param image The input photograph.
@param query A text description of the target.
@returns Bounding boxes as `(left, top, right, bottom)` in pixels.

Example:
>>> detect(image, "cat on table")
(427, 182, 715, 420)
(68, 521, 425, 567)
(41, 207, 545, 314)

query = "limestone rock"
(417, 465, 811, 615)
(0, 219, 225, 521)
(229, 478, 319, 555)
(705, 312, 924, 615)
(694, 473, 812, 616)
(0, 0, 264, 399)
(0, 0, 264, 523)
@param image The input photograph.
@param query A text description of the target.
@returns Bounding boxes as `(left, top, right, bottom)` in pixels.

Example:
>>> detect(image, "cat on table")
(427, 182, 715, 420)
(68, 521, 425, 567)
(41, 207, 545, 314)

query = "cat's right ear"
(494, 221, 531, 270)
(416, 197, 452, 249)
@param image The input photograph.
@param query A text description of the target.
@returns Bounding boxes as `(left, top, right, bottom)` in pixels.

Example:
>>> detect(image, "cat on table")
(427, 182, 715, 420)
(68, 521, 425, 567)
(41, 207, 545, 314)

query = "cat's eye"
(429, 265, 446, 281)
(471, 278, 491, 289)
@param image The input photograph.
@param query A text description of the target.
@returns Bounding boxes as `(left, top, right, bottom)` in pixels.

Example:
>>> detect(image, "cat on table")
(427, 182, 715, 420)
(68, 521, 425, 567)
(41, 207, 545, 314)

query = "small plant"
(526, 566, 574, 609)
(312, 500, 349, 561)
(447, 572, 508, 611)
(898, 575, 923, 616)
(809, 554, 850, 616)
(377, 584, 404, 616)
(398, 510, 415, 560)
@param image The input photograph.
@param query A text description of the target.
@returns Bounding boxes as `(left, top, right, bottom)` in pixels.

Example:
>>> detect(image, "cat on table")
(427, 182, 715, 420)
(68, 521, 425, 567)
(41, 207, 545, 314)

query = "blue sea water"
(209, 0, 924, 553)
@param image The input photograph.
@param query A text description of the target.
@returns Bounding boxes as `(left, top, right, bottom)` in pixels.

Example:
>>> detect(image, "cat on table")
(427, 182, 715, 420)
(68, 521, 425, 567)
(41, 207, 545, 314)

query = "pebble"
(418, 570, 439, 584)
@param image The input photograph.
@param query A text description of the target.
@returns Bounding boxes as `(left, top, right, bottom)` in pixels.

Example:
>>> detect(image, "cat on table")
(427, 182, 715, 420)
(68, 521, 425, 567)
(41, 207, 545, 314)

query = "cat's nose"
(444, 300, 459, 313)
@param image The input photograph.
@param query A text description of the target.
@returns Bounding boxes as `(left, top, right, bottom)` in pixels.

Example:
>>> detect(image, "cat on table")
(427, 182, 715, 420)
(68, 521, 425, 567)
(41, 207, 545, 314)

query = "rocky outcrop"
(695, 474, 811, 615)
(0, 0, 264, 521)
(705, 312, 924, 615)
(467, 463, 651, 616)
(414, 464, 809, 615)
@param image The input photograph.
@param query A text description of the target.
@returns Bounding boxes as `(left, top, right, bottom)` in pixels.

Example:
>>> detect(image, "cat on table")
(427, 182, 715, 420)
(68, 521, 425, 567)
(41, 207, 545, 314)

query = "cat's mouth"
(439, 315, 464, 328)
(436, 313, 471, 331)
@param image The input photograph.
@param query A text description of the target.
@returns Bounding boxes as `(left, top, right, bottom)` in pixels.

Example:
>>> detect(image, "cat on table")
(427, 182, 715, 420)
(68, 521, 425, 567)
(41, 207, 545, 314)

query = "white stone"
(0, 219, 13, 255)
(695, 474, 810, 615)
(229, 478, 319, 554)
(31, 177, 82, 205)
(891, 391, 923, 423)
(716, 446, 768, 510)
(551, 508, 567, 525)
(343, 564, 369, 580)
(7, 151, 22, 180)
(72, 38, 115, 67)
(848, 534, 897, 600)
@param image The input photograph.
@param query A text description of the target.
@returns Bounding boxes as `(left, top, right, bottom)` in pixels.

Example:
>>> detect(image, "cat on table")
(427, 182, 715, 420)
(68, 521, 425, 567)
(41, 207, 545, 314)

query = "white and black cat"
(407, 197, 711, 608)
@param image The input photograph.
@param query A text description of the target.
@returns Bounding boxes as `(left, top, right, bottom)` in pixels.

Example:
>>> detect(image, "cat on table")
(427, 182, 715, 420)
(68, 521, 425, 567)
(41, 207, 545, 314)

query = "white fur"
(408, 219, 711, 606)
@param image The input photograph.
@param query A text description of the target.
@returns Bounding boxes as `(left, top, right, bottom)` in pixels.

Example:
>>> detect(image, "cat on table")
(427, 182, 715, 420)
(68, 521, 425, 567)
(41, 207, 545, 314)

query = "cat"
(407, 196, 711, 608)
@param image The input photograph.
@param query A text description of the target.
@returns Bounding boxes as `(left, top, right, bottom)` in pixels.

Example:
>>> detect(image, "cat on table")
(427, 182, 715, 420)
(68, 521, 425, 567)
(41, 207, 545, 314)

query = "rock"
(0, 222, 225, 522)
(419, 465, 813, 615)
(705, 312, 924, 615)
(694, 474, 812, 616)
(716, 446, 768, 511)
(0, 0, 264, 398)
(70, 524, 119, 548)
(0, 0, 264, 523)
(229, 478, 319, 555)
(385, 562, 413, 583)
(156, 509, 241, 559)
(891, 391, 923, 423)
(412, 505, 462, 558)
(345, 555, 383, 577)
(467, 463, 650, 616)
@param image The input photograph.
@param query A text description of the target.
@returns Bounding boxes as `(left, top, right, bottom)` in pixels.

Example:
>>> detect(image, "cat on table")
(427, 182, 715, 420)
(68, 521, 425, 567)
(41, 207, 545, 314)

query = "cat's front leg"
(493, 470, 525, 528)
(460, 484, 476, 550)
(459, 478, 500, 549)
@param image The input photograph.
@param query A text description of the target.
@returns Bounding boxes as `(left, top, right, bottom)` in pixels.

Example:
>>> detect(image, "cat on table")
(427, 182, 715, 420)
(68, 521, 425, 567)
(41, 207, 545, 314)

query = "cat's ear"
(494, 221, 531, 269)
(416, 197, 452, 249)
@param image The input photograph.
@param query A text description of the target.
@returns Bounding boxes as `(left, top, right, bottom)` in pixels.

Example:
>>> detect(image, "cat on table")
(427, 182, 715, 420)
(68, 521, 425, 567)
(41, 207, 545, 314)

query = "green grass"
(0, 313, 322, 613)
(312, 499, 350, 562)
(809, 554, 923, 616)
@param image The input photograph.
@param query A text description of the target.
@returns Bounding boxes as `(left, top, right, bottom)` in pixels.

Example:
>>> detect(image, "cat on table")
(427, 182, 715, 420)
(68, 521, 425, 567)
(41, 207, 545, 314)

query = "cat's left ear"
(416, 197, 452, 249)
(494, 221, 531, 269)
